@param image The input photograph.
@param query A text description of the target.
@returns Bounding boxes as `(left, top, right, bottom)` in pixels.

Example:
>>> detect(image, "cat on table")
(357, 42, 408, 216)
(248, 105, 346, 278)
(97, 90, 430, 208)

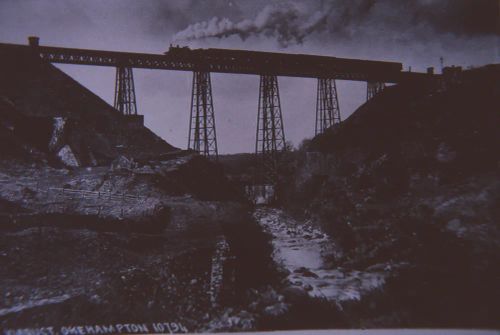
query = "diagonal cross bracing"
(188, 71, 218, 158)
(114, 66, 138, 115)
(315, 78, 341, 135)
(255, 75, 286, 184)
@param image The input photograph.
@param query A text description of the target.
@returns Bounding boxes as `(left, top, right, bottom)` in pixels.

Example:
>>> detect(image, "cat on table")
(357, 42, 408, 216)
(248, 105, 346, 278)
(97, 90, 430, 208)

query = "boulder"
(259, 287, 280, 306)
(281, 286, 309, 303)
(48, 116, 66, 151)
(263, 302, 289, 317)
(57, 144, 79, 167)
(294, 266, 319, 278)
(110, 155, 135, 170)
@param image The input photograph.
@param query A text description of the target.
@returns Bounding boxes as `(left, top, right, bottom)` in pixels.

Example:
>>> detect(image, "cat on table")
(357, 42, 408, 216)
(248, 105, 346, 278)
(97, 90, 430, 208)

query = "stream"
(255, 207, 388, 303)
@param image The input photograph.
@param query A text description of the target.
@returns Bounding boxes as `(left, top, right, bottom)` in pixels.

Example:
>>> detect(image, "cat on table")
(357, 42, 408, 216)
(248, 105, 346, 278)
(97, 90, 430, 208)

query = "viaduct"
(0, 37, 436, 183)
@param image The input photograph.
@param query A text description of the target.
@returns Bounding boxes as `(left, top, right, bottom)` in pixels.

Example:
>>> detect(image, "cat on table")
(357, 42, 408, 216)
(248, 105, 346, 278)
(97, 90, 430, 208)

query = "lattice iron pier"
(114, 66, 138, 115)
(255, 75, 286, 184)
(188, 71, 218, 158)
(367, 81, 386, 101)
(315, 78, 341, 135)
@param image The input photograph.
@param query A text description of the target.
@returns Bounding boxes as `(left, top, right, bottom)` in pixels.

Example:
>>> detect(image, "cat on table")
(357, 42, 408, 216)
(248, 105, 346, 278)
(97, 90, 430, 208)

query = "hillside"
(279, 68, 500, 328)
(311, 68, 499, 186)
(0, 48, 176, 166)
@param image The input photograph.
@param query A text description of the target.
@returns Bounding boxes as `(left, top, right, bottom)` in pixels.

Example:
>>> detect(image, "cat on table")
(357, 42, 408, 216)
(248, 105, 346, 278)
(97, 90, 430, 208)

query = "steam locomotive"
(165, 45, 402, 76)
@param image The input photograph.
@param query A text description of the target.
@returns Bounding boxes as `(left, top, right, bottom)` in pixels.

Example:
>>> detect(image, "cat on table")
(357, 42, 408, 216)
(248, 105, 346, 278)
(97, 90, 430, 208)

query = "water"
(255, 207, 388, 303)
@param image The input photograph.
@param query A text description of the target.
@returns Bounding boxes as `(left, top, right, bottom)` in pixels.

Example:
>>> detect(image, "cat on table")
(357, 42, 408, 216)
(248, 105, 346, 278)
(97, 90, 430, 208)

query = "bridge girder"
(0, 40, 408, 83)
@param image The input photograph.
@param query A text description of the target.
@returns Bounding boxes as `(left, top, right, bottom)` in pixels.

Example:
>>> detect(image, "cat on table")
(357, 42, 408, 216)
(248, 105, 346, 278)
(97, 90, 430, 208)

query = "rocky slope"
(279, 68, 500, 328)
(0, 47, 176, 167)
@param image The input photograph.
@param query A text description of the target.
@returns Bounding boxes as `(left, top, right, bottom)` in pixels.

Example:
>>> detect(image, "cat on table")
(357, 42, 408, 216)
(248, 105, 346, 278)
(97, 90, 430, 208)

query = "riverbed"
(255, 207, 388, 303)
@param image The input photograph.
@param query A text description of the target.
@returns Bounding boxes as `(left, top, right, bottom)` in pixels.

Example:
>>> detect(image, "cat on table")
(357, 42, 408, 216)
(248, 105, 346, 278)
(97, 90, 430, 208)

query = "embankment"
(277, 74, 500, 328)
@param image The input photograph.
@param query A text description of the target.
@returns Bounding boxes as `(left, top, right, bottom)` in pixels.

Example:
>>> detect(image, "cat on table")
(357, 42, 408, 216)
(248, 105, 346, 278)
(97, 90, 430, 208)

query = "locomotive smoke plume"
(172, 0, 498, 48)
(172, 2, 331, 47)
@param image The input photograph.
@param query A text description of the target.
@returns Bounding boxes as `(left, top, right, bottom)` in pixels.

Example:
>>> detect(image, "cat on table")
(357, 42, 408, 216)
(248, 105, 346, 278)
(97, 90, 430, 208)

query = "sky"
(0, 0, 498, 153)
